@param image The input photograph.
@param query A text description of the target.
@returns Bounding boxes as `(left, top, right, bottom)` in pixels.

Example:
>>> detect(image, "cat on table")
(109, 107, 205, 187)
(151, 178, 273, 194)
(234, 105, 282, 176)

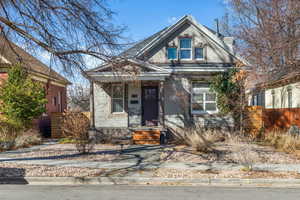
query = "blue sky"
(37, 0, 228, 83)
(109, 0, 227, 41)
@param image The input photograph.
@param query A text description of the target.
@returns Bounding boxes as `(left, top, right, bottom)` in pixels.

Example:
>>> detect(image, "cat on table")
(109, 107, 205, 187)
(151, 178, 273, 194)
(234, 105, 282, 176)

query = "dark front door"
(142, 86, 159, 126)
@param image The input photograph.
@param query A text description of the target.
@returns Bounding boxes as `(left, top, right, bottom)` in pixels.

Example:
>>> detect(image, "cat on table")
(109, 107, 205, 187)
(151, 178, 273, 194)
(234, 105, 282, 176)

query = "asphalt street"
(0, 185, 300, 200)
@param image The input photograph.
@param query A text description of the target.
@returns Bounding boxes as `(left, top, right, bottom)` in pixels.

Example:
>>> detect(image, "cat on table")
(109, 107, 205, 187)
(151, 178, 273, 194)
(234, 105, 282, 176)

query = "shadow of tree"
(0, 167, 28, 184)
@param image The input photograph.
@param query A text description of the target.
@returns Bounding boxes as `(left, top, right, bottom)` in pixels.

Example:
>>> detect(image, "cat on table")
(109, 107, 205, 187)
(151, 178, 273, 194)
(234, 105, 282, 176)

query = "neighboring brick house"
(0, 36, 70, 137)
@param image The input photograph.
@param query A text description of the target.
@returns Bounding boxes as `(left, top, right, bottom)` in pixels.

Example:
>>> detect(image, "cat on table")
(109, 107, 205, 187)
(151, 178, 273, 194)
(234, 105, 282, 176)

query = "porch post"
(159, 81, 165, 128)
(90, 80, 95, 129)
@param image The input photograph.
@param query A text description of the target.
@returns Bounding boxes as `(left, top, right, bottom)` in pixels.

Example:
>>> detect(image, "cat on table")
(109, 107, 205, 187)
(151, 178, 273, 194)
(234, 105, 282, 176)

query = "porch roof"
(87, 71, 170, 82)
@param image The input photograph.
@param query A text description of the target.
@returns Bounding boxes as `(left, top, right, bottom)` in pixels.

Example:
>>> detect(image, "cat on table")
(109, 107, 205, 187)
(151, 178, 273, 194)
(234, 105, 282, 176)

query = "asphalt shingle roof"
(0, 36, 70, 84)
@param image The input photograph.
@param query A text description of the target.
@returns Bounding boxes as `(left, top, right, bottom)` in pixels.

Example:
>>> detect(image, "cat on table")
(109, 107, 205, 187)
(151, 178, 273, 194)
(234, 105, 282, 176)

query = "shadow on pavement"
(0, 167, 28, 184)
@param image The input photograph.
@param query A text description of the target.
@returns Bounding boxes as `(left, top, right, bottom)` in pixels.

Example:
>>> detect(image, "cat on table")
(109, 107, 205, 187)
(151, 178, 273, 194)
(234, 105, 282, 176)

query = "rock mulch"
(153, 168, 300, 179)
(5, 144, 122, 161)
(0, 162, 105, 177)
(160, 142, 300, 164)
(1, 142, 300, 178)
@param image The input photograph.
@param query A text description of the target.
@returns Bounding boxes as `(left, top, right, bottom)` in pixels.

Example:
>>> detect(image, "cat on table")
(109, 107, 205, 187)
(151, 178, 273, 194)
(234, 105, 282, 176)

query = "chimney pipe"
(214, 18, 220, 37)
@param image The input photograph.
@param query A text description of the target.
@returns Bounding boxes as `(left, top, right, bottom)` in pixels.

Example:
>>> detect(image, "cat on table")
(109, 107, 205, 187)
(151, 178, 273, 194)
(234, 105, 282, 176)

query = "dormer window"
(179, 38, 192, 59)
(167, 47, 177, 60)
(195, 47, 204, 60)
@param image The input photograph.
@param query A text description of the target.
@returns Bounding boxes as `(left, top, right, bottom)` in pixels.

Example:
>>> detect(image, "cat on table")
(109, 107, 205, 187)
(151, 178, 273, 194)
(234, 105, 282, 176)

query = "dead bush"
(174, 127, 224, 153)
(15, 128, 42, 148)
(61, 110, 94, 154)
(0, 121, 22, 151)
(264, 131, 300, 153)
(224, 131, 251, 144)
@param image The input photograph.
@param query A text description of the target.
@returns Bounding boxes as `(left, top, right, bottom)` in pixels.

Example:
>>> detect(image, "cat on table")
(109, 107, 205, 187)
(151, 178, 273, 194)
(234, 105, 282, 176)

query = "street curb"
(2, 176, 300, 187)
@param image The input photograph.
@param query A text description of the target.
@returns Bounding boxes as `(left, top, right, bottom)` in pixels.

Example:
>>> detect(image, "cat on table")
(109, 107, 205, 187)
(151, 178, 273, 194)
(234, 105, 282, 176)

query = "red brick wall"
(0, 72, 67, 115)
(0, 72, 8, 84)
(45, 83, 67, 115)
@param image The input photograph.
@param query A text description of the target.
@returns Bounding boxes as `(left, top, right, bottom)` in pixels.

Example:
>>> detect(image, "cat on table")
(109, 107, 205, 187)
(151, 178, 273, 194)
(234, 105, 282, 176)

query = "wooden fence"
(51, 112, 90, 138)
(245, 106, 300, 136)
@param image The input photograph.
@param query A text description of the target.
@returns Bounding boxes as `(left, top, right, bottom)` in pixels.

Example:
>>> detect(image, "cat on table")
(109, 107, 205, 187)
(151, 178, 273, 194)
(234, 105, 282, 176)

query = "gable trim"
(136, 15, 250, 66)
(87, 58, 169, 73)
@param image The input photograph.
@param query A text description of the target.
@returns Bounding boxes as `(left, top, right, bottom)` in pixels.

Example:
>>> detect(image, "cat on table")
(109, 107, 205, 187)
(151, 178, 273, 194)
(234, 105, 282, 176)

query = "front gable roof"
(120, 15, 249, 66)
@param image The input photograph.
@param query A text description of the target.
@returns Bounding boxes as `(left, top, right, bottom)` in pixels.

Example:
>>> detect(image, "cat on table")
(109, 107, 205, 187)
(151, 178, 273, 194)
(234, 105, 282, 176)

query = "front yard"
(1, 139, 300, 179)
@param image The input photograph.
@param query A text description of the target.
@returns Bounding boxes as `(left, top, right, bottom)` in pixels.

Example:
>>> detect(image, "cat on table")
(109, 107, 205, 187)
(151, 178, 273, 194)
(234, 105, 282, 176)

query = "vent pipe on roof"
(214, 18, 220, 37)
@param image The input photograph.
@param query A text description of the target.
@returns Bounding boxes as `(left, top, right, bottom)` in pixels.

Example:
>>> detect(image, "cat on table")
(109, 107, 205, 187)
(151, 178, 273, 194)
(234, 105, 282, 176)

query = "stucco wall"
(94, 78, 234, 130)
(163, 76, 233, 130)
(265, 82, 300, 109)
(93, 82, 128, 128)
(164, 76, 191, 129)
(128, 82, 142, 127)
(147, 23, 234, 64)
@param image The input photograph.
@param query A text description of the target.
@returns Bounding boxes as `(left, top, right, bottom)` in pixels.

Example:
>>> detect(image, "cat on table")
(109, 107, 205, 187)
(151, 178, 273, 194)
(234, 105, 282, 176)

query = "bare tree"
(68, 84, 90, 111)
(222, 0, 300, 80)
(0, 0, 127, 75)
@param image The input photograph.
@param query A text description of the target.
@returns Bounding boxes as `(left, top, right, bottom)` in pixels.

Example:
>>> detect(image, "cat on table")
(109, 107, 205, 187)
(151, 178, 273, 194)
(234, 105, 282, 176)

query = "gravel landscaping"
(153, 168, 300, 179)
(160, 142, 300, 164)
(1, 141, 300, 178)
(0, 162, 105, 177)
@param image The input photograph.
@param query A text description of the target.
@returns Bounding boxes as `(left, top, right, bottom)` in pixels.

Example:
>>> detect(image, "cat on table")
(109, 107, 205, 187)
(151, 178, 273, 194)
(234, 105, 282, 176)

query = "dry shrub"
(264, 131, 300, 153)
(61, 110, 93, 154)
(224, 131, 251, 144)
(175, 127, 224, 153)
(15, 128, 42, 148)
(0, 121, 22, 150)
(232, 147, 260, 170)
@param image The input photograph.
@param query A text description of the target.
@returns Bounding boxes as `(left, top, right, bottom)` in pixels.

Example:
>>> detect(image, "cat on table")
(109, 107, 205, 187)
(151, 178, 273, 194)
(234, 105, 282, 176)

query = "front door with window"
(142, 86, 159, 126)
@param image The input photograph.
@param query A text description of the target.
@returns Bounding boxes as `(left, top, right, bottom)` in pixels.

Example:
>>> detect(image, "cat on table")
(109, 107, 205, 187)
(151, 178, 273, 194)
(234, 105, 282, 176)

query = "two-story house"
(86, 15, 246, 142)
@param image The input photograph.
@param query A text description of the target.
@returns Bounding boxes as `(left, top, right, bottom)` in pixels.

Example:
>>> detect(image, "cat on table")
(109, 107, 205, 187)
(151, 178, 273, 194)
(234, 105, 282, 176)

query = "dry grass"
(15, 128, 42, 148)
(264, 131, 300, 153)
(174, 127, 225, 153)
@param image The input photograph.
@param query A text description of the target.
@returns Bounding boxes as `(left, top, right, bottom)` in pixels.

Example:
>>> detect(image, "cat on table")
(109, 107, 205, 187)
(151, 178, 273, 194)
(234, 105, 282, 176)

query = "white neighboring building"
(248, 72, 300, 109)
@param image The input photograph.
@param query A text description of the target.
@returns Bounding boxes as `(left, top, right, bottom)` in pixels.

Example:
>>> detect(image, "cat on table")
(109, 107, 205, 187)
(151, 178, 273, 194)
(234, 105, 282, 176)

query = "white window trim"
(287, 87, 292, 108)
(111, 83, 125, 114)
(271, 90, 275, 108)
(179, 38, 192, 60)
(167, 47, 178, 60)
(191, 83, 218, 115)
(194, 47, 205, 60)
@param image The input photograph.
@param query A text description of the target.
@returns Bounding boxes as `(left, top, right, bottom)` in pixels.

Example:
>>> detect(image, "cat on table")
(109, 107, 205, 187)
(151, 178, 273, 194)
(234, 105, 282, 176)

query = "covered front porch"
(87, 59, 171, 144)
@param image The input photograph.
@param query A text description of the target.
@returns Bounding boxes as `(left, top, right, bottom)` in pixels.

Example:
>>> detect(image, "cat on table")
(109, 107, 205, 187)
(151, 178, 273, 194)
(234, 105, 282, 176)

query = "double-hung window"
(111, 84, 124, 113)
(179, 38, 192, 59)
(191, 83, 217, 114)
(195, 47, 204, 59)
(167, 47, 177, 60)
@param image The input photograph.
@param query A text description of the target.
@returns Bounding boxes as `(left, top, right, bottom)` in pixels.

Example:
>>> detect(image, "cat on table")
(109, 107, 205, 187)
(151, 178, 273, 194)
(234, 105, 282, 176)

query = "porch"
(87, 61, 171, 144)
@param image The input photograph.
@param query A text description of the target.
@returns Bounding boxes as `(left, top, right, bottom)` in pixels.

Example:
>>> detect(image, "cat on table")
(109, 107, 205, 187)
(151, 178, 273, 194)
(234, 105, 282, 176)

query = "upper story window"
(167, 47, 177, 60)
(195, 47, 204, 59)
(111, 84, 124, 113)
(179, 38, 192, 59)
